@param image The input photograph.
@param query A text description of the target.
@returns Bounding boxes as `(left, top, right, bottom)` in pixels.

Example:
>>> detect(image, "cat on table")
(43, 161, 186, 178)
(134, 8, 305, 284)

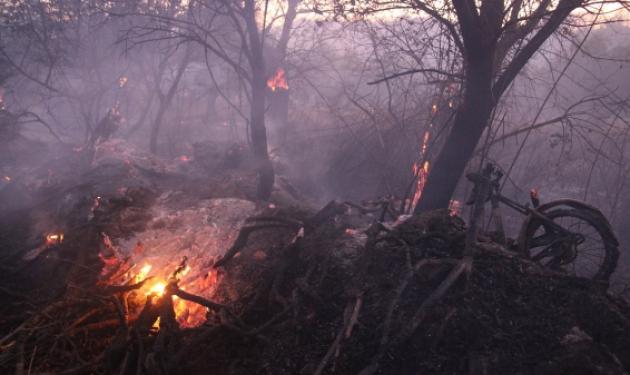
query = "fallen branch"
(99, 277, 153, 295)
(393, 256, 472, 345)
(360, 257, 471, 375)
(313, 296, 362, 375)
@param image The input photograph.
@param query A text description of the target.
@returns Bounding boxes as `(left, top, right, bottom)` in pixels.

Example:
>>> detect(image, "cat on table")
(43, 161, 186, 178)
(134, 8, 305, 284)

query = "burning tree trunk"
(413, 0, 586, 213)
(117, 0, 301, 199)
(267, 68, 291, 145)
(266, 0, 298, 146)
(415, 55, 494, 212)
(409, 83, 457, 212)
(245, 0, 274, 200)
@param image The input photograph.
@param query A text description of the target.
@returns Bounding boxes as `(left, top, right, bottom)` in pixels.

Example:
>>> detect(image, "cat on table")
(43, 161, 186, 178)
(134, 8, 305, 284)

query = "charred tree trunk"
(268, 87, 290, 145)
(415, 53, 494, 213)
(245, 0, 275, 201)
(251, 69, 275, 200)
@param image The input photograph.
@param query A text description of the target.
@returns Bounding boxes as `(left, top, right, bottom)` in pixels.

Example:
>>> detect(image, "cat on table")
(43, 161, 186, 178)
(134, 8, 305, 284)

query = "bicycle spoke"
(525, 208, 613, 280)
(531, 244, 560, 262)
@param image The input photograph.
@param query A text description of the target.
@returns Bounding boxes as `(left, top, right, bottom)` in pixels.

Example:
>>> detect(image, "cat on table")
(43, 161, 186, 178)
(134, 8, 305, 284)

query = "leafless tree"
(333, 0, 630, 212)
(119, 0, 302, 200)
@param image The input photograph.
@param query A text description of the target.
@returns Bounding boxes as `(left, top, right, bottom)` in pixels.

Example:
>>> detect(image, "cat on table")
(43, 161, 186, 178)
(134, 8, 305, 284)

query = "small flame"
(136, 264, 152, 282)
(118, 76, 128, 88)
(411, 161, 430, 209)
(431, 103, 438, 114)
(267, 68, 289, 92)
(146, 281, 166, 296)
(410, 124, 433, 211)
(177, 155, 191, 162)
(3, 176, 10, 182)
(46, 233, 64, 246)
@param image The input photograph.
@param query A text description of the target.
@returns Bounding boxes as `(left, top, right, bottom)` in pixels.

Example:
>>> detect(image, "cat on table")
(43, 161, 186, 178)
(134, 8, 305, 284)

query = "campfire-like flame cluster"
(99, 234, 220, 329)
(267, 68, 289, 92)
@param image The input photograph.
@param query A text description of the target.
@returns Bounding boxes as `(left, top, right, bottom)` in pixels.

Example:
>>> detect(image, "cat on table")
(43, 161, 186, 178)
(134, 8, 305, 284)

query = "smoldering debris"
(1, 140, 629, 375)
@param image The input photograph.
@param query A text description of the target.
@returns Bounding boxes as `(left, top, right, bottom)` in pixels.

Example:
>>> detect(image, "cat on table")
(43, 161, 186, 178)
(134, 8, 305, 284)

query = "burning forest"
(2, 0, 630, 374)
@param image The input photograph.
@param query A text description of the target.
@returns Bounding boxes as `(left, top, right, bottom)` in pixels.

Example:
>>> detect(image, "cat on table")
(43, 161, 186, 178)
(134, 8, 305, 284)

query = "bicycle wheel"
(521, 208, 619, 281)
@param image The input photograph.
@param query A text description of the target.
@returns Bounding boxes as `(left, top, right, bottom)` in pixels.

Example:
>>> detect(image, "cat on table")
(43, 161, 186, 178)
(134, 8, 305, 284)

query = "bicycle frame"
(494, 193, 573, 236)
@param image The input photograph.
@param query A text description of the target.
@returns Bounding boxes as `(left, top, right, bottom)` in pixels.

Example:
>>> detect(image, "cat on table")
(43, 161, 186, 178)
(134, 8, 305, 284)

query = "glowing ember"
(448, 199, 462, 216)
(409, 99, 442, 211)
(411, 160, 430, 208)
(267, 68, 289, 92)
(46, 233, 64, 246)
(421, 131, 430, 154)
(118, 76, 128, 88)
(177, 155, 191, 162)
(411, 125, 432, 210)
(3, 176, 10, 182)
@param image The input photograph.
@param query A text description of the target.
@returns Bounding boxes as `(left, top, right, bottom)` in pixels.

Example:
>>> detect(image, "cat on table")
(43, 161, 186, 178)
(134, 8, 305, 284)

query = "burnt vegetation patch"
(1, 0, 630, 373)
(2, 184, 629, 375)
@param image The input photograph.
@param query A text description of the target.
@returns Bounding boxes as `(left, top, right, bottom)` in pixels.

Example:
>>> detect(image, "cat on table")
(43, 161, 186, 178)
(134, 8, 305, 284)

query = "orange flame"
(146, 281, 166, 296)
(411, 160, 430, 208)
(99, 254, 219, 329)
(267, 68, 289, 92)
(409, 99, 442, 210)
(46, 233, 64, 246)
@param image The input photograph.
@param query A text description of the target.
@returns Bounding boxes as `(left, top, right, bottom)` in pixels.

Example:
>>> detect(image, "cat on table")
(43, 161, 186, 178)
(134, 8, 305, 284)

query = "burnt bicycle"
(466, 163, 619, 281)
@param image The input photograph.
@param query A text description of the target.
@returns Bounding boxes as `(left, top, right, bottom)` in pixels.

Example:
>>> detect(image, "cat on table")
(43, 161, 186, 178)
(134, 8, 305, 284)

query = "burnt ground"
(0, 139, 629, 375)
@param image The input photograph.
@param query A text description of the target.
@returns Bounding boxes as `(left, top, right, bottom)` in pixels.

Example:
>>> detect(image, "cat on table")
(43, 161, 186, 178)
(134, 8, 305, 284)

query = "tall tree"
(351, 0, 627, 212)
(415, 0, 626, 212)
